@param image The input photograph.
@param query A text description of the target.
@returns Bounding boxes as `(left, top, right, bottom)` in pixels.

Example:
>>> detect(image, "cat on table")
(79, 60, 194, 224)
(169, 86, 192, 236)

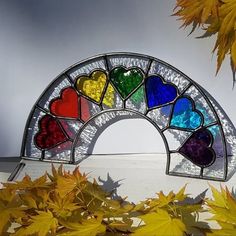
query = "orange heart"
(50, 87, 79, 118)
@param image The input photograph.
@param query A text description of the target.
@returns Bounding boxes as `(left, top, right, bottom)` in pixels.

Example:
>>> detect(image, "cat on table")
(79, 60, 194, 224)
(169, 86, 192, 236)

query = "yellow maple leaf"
(48, 192, 81, 218)
(56, 167, 87, 197)
(3, 174, 49, 190)
(206, 222, 236, 235)
(133, 209, 186, 236)
(207, 186, 236, 234)
(144, 185, 187, 211)
(108, 218, 134, 233)
(14, 210, 58, 236)
(231, 39, 236, 69)
(173, 0, 236, 82)
(173, 0, 220, 27)
(0, 189, 25, 234)
(47, 164, 64, 182)
(59, 216, 106, 236)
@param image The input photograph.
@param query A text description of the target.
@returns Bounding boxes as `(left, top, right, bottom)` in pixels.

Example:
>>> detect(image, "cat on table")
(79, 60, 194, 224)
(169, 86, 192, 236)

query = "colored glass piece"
(208, 125, 220, 138)
(102, 83, 115, 108)
(130, 86, 144, 104)
(59, 119, 83, 140)
(35, 115, 67, 150)
(147, 105, 172, 129)
(170, 97, 202, 130)
(126, 86, 147, 114)
(145, 75, 177, 108)
(179, 129, 215, 167)
(110, 67, 143, 98)
(76, 70, 108, 103)
(50, 87, 79, 119)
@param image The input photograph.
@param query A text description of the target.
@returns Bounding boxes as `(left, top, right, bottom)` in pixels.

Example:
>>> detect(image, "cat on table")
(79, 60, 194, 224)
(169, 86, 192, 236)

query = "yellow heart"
(76, 71, 114, 104)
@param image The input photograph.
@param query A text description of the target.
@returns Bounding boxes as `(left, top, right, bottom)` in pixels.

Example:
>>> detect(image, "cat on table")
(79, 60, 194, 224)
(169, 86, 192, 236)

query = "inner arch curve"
(71, 109, 170, 168)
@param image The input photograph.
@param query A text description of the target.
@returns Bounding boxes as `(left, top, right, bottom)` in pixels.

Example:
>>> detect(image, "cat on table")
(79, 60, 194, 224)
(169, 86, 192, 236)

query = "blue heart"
(145, 76, 177, 108)
(170, 97, 202, 130)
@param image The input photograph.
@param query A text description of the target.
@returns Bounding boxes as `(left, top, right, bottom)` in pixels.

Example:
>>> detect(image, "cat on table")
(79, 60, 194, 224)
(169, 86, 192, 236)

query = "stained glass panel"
(21, 53, 229, 181)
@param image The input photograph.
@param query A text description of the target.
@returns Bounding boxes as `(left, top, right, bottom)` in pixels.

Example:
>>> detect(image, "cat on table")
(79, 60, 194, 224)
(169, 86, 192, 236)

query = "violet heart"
(179, 129, 216, 167)
(145, 75, 177, 108)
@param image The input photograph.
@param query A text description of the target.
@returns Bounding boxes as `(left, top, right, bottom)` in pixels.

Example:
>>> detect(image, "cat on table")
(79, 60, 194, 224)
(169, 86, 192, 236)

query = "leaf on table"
(56, 167, 87, 197)
(47, 164, 64, 182)
(48, 192, 80, 218)
(108, 218, 134, 234)
(59, 216, 106, 236)
(144, 185, 187, 211)
(206, 222, 236, 235)
(3, 174, 49, 190)
(207, 185, 236, 234)
(133, 209, 186, 236)
(0, 197, 25, 234)
(13, 210, 58, 236)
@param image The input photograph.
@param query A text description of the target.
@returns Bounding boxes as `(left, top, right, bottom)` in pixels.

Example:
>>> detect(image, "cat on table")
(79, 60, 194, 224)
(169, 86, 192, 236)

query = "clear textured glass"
(68, 59, 107, 81)
(149, 61, 190, 92)
(24, 108, 45, 158)
(163, 128, 192, 151)
(169, 153, 201, 176)
(108, 55, 150, 73)
(44, 141, 72, 162)
(37, 76, 72, 111)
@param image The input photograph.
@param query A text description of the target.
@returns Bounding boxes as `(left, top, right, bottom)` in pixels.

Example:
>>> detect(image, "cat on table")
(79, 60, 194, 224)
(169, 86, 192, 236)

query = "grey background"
(0, 0, 235, 157)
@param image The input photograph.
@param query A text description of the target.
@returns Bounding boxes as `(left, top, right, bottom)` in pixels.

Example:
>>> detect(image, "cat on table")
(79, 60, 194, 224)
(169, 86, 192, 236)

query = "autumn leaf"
(143, 185, 187, 211)
(108, 218, 134, 234)
(0, 189, 25, 234)
(56, 167, 87, 197)
(0, 165, 211, 235)
(206, 185, 236, 235)
(47, 164, 64, 182)
(3, 174, 49, 190)
(48, 192, 81, 218)
(207, 222, 236, 235)
(133, 209, 186, 236)
(173, 0, 220, 27)
(59, 216, 106, 236)
(14, 210, 58, 236)
(173, 0, 236, 84)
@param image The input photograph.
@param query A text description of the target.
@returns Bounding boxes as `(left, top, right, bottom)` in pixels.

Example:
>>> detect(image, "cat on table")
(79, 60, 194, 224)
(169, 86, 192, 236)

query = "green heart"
(110, 67, 143, 99)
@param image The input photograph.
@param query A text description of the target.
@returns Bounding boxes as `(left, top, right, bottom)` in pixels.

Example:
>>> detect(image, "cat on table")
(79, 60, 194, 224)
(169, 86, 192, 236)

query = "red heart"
(35, 115, 68, 150)
(50, 87, 79, 118)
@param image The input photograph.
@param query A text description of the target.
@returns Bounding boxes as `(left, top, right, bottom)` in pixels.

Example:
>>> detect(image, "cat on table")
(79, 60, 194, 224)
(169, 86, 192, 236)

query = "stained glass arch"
(21, 52, 231, 181)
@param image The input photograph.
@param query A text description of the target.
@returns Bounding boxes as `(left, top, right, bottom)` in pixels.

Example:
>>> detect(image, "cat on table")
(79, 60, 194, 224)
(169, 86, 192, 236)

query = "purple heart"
(179, 129, 215, 167)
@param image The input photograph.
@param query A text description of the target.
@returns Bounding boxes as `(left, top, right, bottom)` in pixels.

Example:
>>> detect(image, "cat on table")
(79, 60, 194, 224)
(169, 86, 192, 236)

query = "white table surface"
(1, 154, 236, 203)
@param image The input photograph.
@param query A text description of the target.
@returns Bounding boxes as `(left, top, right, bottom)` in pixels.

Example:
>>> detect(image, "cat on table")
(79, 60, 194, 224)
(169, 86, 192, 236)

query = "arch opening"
(72, 109, 169, 165)
(93, 118, 166, 155)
